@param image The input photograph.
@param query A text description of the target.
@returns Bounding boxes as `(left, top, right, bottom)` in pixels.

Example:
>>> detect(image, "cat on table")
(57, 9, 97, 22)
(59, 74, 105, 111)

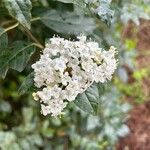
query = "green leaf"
(86, 115, 100, 130)
(41, 10, 96, 35)
(9, 41, 35, 71)
(0, 27, 8, 78)
(0, 26, 8, 51)
(0, 100, 12, 113)
(22, 107, 33, 124)
(3, 0, 32, 29)
(0, 62, 8, 79)
(18, 72, 34, 95)
(74, 82, 108, 115)
(95, 0, 114, 26)
(0, 41, 35, 79)
(27, 134, 43, 146)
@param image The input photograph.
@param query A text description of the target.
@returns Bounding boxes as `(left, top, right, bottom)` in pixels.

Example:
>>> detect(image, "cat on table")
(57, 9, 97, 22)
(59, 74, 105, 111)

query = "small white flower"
(51, 85, 62, 99)
(53, 57, 67, 73)
(77, 35, 87, 42)
(61, 72, 71, 86)
(32, 35, 117, 117)
(41, 104, 51, 116)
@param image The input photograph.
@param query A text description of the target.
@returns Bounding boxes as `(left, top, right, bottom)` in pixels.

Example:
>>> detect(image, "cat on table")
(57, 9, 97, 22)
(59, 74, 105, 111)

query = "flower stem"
(24, 27, 44, 49)
(0, 17, 44, 50)
(31, 17, 41, 22)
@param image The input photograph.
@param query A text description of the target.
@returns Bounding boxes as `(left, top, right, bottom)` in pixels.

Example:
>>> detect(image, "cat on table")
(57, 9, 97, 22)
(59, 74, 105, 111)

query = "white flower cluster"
(32, 36, 117, 117)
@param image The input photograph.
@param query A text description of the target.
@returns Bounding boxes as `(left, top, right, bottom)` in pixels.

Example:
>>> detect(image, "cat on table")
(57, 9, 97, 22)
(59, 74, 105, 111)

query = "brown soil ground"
(117, 20, 150, 150)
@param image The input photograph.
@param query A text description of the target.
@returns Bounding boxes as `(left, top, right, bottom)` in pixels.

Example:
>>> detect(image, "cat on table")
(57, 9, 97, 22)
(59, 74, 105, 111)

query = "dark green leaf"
(74, 82, 108, 115)
(0, 41, 35, 79)
(0, 26, 8, 52)
(41, 10, 96, 35)
(0, 64, 8, 79)
(9, 41, 36, 71)
(0, 27, 8, 78)
(18, 72, 34, 95)
(4, 0, 32, 29)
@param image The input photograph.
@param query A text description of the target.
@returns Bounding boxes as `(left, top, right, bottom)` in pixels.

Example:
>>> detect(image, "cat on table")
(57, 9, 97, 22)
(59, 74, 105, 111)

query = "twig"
(24, 28, 44, 49)
(0, 22, 19, 36)
(31, 17, 41, 22)
(0, 17, 44, 50)
(1, 17, 41, 27)
(0, 20, 16, 26)
(33, 43, 44, 49)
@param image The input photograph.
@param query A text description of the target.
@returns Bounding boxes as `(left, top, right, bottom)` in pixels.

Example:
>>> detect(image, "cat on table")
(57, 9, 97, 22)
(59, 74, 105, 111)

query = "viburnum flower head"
(32, 35, 118, 117)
